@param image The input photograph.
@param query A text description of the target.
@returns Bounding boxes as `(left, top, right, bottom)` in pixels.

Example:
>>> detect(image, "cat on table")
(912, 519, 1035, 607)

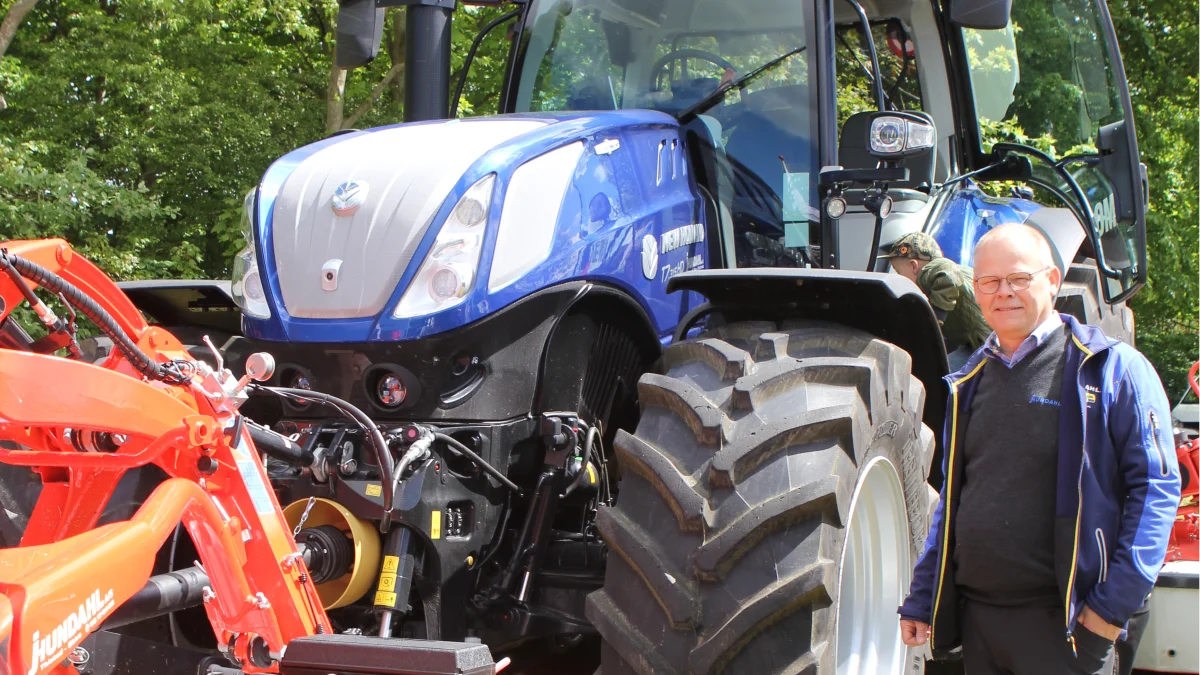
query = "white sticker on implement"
(237, 460, 277, 515)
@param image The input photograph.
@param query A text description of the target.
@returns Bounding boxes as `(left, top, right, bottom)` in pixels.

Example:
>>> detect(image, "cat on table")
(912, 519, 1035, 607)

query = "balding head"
(972, 224, 1063, 354)
(975, 224, 1057, 271)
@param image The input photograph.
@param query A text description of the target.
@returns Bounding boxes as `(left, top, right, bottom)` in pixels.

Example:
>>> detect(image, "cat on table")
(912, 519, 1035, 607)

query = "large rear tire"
(587, 321, 935, 675)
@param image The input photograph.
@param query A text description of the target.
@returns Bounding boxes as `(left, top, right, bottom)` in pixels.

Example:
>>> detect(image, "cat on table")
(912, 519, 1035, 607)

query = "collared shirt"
(982, 311, 1064, 368)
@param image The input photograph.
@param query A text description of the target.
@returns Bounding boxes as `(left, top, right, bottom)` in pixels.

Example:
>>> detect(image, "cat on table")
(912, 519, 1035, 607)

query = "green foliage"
(835, 22, 924, 126)
(0, 0, 518, 278)
(1111, 0, 1199, 395)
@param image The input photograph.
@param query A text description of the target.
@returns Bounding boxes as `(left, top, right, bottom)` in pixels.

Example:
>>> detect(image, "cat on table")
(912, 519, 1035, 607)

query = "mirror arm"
(1055, 154, 1102, 170)
(450, 8, 522, 117)
(990, 144, 1127, 279)
(939, 157, 1006, 189)
(840, 0, 887, 111)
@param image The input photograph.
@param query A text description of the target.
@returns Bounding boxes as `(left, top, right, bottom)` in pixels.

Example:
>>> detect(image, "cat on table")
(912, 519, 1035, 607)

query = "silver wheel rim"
(835, 456, 912, 675)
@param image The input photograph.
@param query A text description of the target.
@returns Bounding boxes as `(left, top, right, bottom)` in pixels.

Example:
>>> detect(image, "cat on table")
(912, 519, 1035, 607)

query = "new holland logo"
(28, 588, 115, 675)
(331, 180, 368, 217)
(641, 233, 659, 280)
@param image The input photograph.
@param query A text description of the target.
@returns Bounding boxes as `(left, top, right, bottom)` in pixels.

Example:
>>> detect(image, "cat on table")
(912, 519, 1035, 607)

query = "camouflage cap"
(883, 232, 943, 261)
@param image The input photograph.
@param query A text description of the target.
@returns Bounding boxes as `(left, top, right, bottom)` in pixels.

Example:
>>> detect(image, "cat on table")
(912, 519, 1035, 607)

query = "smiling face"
(972, 225, 1062, 348)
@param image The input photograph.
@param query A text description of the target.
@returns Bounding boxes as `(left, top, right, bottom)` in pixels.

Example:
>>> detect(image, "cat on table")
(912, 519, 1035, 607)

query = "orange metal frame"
(1167, 362, 1200, 563)
(0, 239, 329, 675)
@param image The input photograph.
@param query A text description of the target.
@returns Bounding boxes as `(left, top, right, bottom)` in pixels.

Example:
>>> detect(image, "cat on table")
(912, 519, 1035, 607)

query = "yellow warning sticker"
(431, 510, 442, 540)
(374, 591, 397, 607)
(382, 555, 399, 574)
(378, 574, 396, 592)
(365, 483, 382, 497)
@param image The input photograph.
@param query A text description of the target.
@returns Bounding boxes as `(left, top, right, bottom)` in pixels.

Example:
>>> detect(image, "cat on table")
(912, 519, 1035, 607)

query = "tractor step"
(279, 635, 494, 675)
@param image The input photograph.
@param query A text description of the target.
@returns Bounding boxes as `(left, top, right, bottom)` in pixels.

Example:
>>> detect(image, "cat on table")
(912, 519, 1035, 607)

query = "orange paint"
(0, 240, 331, 674)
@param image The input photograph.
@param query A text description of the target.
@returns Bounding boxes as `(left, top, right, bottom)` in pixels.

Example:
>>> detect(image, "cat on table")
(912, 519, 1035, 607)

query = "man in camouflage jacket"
(883, 232, 990, 368)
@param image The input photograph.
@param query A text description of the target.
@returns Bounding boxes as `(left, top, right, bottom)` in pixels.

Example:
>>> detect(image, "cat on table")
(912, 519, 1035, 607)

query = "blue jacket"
(897, 314, 1181, 653)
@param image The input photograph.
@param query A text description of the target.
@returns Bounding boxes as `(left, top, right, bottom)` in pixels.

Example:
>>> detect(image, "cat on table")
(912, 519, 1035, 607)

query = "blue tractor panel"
(240, 111, 708, 344)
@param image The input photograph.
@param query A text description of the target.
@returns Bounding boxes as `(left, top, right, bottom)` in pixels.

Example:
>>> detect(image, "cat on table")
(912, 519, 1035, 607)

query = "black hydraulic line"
(433, 432, 521, 494)
(562, 425, 598, 498)
(255, 386, 395, 531)
(0, 250, 181, 383)
(101, 565, 209, 630)
(474, 490, 513, 577)
(245, 420, 313, 467)
(450, 9, 521, 118)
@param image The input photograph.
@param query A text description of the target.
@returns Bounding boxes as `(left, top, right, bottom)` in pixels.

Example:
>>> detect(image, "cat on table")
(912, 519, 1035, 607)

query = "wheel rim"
(835, 456, 912, 675)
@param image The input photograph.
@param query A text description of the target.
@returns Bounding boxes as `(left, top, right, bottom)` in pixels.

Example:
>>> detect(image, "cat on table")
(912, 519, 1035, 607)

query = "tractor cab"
(463, 0, 1147, 305)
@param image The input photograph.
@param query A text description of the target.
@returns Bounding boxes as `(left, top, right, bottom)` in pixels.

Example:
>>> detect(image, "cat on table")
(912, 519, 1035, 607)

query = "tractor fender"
(668, 268, 951, 486)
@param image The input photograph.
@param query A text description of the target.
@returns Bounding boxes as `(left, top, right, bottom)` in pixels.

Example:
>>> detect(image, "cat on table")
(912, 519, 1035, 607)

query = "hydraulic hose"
(245, 420, 313, 467)
(0, 250, 181, 383)
(256, 386, 395, 531)
(563, 424, 599, 498)
(433, 432, 521, 494)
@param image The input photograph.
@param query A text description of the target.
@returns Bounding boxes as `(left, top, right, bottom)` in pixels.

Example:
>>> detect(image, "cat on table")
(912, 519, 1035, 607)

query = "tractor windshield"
(512, 0, 820, 268)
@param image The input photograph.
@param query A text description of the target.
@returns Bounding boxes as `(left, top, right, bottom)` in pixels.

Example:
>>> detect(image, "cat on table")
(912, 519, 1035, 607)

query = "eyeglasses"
(974, 267, 1051, 294)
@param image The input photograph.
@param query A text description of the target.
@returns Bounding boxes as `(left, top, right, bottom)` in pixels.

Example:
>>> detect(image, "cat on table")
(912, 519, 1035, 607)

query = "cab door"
(944, 0, 1148, 303)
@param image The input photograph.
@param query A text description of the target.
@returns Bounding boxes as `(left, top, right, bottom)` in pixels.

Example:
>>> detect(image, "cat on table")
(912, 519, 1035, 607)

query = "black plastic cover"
(280, 635, 494, 675)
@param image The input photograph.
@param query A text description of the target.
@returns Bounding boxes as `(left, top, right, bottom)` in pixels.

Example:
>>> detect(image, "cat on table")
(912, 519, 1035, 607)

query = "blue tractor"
(84, 0, 1150, 673)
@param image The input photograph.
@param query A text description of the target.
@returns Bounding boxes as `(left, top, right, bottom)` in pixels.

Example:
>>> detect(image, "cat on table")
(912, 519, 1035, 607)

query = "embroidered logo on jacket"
(1029, 395, 1061, 407)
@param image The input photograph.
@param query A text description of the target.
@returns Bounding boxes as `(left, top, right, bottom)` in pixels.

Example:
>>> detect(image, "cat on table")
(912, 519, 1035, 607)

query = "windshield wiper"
(676, 44, 808, 123)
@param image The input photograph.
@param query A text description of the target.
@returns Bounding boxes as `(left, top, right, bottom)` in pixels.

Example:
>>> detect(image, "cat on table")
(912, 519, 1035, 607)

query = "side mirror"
(948, 0, 1012, 30)
(866, 111, 936, 160)
(335, 0, 386, 69)
(1097, 120, 1146, 223)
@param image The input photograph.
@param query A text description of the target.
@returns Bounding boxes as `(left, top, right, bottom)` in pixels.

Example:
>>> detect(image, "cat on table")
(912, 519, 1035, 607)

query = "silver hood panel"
(271, 119, 546, 319)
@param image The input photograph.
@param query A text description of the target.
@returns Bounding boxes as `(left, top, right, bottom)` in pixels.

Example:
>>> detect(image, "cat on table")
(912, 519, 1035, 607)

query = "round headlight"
(376, 374, 407, 408)
(244, 268, 266, 302)
(290, 372, 313, 390)
(430, 267, 461, 301)
(452, 197, 487, 228)
(869, 117, 907, 155)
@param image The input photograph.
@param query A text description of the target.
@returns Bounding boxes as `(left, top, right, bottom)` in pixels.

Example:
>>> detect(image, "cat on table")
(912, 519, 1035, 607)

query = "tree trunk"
(0, 0, 40, 110)
(325, 64, 347, 134)
(343, 62, 405, 129)
(388, 8, 406, 109)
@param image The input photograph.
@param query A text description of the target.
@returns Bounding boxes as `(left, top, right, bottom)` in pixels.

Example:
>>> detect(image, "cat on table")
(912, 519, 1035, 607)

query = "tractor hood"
(244, 110, 690, 343)
(270, 118, 547, 320)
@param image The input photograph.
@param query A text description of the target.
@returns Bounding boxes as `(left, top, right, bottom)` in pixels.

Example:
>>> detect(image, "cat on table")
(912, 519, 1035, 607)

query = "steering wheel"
(651, 49, 737, 92)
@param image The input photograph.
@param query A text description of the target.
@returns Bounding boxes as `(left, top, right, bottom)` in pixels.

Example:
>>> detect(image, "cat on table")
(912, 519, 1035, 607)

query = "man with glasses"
(883, 232, 990, 371)
(896, 224, 1180, 675)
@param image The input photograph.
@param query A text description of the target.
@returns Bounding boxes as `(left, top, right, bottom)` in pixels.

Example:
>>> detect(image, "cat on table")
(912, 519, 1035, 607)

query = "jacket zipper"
(930, 358, 986, 647)
(1095, 528, 1108, 583)
(1149, 410, 1169, 476)
(1064, 342, 1094, 649)
(929, 382, 960, 649)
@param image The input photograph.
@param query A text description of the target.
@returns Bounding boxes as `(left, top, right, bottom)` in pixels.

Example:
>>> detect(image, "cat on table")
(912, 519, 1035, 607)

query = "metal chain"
(293, 496, 316, 537)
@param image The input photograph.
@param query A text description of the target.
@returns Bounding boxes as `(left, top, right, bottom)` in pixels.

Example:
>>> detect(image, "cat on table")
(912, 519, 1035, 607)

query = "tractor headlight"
(867, 112, 936, 159)
(231, 188, 272, 319)
(393, 174, 495, 319)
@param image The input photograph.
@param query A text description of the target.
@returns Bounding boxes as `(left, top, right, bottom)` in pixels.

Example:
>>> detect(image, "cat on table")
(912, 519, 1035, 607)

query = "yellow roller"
(284, 498, 382, 609)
